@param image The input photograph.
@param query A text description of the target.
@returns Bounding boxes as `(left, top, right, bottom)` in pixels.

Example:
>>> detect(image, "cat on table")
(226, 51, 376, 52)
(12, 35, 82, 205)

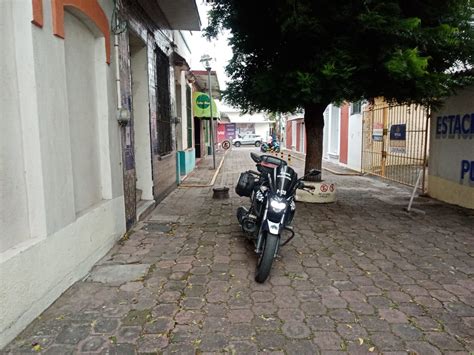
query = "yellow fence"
(362, 102, 430, 191)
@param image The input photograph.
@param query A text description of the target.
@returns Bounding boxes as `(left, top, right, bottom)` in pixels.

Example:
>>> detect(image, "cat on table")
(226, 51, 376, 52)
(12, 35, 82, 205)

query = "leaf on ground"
(223, 345, 237, 354)
(369, 346, 375, 352)
(358, 337, 364, 345)
(32, 344, 42, 352)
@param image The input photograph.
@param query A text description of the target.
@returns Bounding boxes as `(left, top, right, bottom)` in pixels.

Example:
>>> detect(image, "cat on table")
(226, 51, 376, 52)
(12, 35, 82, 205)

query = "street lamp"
(200, 54, 216, 170)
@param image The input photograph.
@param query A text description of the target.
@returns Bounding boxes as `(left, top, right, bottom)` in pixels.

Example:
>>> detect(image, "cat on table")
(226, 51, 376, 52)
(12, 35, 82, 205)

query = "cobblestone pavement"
(5, 147, 474, 354)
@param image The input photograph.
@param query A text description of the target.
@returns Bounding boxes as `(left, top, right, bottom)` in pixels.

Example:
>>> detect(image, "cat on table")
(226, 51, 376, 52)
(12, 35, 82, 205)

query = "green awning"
(193, 92, 219, 119)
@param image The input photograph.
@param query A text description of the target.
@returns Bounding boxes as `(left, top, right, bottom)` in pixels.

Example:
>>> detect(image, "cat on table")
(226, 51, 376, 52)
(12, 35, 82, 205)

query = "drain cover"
(142, 222, 171, 233)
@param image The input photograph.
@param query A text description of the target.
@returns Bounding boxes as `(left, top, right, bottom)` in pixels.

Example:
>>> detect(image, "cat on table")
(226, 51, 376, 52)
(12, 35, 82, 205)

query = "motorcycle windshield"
(272, 165, 297, 197)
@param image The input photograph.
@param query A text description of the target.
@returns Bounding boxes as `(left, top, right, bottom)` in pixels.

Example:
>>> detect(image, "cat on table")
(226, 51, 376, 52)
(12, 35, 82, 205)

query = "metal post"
(407, 169, 423, 212)
(207, 68, 216, 169)
(381, 106, 388, 177)
(421, 106, 430, 193)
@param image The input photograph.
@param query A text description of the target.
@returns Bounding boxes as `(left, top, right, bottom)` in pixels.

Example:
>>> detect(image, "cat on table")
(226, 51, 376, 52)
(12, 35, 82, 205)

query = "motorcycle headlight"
(270, 199, 286, 212)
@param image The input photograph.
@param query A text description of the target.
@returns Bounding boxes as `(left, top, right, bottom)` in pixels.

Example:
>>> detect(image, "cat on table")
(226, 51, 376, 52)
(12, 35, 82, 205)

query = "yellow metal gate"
(362, 101, 430, 191)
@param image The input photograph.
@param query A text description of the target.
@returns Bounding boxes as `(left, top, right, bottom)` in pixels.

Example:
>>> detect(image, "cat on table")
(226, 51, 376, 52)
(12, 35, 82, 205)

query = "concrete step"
(136, 188, 142, 204)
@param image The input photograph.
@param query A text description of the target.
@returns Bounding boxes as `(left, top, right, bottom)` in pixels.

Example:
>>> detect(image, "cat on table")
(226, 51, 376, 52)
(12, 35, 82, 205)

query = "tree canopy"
(205, 0, 474, 112)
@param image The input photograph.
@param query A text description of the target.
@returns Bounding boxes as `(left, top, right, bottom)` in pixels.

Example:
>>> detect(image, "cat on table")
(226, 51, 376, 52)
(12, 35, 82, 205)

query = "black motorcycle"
(236, 152, 319, 283)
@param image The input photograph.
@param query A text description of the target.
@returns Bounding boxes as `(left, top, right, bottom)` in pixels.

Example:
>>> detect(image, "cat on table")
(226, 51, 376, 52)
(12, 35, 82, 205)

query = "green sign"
(196, 94, 210, 109)
(193, 92, 219, 119)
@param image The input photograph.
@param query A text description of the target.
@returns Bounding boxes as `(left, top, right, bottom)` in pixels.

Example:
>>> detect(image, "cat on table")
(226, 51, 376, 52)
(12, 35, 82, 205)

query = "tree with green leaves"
(205, 0, 474, 180)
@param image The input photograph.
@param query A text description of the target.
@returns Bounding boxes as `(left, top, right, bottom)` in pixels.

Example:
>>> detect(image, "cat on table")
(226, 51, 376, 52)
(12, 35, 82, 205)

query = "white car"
(233, 134, 263, 147)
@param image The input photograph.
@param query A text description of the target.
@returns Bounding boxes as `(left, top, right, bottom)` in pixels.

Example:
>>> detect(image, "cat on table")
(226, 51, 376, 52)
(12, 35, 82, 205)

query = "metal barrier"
(362, 103, 430, 191)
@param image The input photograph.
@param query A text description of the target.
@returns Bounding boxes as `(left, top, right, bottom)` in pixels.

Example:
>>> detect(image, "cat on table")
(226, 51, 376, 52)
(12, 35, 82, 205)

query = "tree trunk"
(303, 102, 327, 182)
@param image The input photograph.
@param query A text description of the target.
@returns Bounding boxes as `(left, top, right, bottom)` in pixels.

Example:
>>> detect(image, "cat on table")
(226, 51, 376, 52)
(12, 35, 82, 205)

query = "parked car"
(233, 134, 263, 147)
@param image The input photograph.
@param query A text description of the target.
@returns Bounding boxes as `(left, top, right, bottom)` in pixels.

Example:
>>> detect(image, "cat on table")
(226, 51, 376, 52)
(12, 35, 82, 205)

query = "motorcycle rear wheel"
(255, 233, 279, 283)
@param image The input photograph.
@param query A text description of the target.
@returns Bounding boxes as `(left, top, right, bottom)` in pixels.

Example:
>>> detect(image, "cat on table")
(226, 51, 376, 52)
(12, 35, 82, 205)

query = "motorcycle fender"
(266, 220, 281, 235)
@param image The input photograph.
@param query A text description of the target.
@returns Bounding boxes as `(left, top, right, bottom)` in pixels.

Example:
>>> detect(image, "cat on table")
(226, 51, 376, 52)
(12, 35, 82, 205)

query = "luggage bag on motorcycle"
(235, 172, 255, 197)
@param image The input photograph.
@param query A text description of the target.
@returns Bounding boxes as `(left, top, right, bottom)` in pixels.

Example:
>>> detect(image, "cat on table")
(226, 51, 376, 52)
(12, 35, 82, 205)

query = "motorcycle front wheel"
(255, 233, 279, 283)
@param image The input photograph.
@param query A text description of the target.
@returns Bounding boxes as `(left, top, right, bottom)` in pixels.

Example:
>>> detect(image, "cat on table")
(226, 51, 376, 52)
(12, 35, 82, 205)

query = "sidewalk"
(281, 148, 361, 175)
(179, 149, 226, 187)
(5, 148, 474, 354)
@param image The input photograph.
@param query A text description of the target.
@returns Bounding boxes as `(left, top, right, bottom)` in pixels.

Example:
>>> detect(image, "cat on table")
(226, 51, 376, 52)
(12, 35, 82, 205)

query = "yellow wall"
(428, 175, 474, 209)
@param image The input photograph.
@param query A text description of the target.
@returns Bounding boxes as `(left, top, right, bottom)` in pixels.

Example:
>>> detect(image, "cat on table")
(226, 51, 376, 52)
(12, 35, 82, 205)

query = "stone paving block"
(284, 339, 318, 354)
(378, 309, 409, 323)
(312, 331, 344, 350)
(256, 330, 286, 350)
(79, 336, 107, 352)
(327, 309, 357, 323)
(199, 333, 229, 351)
(42, 344, 75, 354)
(115, 326, 141, 343)
(425, 332, 465, 351)
(87, 264, 151, 285)
(228, 309, 254, 323)
(144, 317, 175, 334)
(391, 323, 424, 340)
(370, 332, 404, 351)
(55, 324, 90, 345)
(282, 321, 311, 339)
(406, 341, 442, 355)
(322, 296, 347, 309)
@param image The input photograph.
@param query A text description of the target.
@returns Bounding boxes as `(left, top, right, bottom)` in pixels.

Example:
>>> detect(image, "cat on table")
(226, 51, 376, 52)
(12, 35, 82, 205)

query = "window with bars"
(186, 86, 192, 149)
(155, 47, 172, 155)
(351, 101, 362, 115)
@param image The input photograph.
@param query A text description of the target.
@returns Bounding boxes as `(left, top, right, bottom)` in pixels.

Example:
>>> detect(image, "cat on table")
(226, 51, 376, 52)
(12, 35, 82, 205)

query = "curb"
(178, 149, 229, 188)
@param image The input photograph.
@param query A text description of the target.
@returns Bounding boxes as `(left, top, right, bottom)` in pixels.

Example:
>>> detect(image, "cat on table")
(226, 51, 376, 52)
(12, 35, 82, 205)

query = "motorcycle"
(260, 140, 280, 153)
(236, 152, 320, 283)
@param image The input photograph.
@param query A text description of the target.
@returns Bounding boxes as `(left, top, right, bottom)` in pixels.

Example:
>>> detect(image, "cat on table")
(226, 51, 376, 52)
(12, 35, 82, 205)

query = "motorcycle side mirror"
(309, 169, 321, 176)
(250, 152, 261, 163)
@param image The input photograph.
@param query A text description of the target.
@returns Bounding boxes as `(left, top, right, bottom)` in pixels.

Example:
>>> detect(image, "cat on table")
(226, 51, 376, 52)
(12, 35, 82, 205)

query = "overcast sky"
(188, 1, 232, 93)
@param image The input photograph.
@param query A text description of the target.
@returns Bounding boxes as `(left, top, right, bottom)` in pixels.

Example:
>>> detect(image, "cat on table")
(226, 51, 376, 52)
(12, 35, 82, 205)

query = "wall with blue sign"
(429, 86, 474, 209)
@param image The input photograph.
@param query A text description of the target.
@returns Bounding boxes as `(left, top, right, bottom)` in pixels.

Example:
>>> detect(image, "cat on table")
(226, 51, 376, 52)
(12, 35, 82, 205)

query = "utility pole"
(200, 54, 216, 169)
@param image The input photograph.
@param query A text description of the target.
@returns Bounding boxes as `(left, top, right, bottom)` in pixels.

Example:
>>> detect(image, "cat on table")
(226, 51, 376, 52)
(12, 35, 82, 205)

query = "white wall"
(131, 43, 153, 201)
(255, 122, 270, 140)
(0, 0, 31, 253)
(328, 105, 340, 158)
(323, 108, 329, 158)
(347, 113, 363, 171)
(292, 121, 297, 150)
(177, 70, 192, 151)
(65, 12, 102, 213)
(0, 1, 125, 347)
(428, 86, 474, 209)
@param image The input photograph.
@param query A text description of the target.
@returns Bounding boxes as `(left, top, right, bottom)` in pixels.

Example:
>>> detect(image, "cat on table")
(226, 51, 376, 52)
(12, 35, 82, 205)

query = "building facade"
(115, 1, 200, 227)
(0, 0, 200, 347)
(1, 0, 124, 346)
(284, 104, 363, 171)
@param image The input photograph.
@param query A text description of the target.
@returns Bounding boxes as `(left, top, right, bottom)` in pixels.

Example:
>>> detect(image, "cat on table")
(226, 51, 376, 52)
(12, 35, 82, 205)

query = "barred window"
(155, 47, 172, 155)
